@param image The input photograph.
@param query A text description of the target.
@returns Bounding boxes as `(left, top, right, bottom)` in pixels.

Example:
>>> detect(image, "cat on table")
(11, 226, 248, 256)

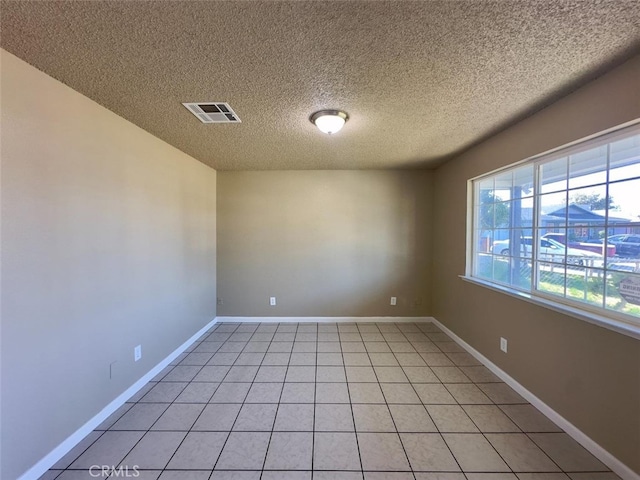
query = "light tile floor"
(42, 322, 621, 480)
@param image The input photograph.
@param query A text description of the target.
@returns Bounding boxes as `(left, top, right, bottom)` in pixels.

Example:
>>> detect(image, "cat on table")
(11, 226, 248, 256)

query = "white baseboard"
(215, 316, 433, 323)
(18, 317, 218, 480)
(430, 317, 639, 480)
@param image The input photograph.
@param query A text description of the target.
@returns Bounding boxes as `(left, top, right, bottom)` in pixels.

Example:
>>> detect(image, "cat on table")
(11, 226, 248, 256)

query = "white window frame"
(464, 120, 640, 340)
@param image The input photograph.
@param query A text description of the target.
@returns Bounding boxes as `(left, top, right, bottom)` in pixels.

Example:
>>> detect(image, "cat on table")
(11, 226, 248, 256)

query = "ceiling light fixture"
(310, 110, 349, 134)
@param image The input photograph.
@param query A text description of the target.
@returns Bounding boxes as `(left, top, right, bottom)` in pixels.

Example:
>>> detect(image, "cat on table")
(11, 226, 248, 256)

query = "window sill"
(459, 275, 640, 341)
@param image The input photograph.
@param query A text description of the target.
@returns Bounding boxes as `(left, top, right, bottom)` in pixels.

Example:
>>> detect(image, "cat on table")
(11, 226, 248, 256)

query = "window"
(469, 122, 640, 330)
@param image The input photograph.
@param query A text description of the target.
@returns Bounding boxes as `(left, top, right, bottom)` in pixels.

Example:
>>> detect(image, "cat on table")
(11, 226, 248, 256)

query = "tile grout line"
(105, 323, 227, 479)
(260, 321, 299, 478)
(162, 321, 242, 477)
(439, 372, 522, 477)
(77, 326, 223, 478)
(397, 323, 459, 477)
(428, 323, 569, 476)
(417, 323, 501, 478)
(50, 430, 107, 473)
(166, 330, 226, 478)
(416, 323, 573, 477)
(205, 322, 260, 473)
(233, 322, 280, 474)
(396, 322, 466, 477)
(310, 321, 320, 475)
(338, 322, 365, 478)
(104, 325, 226, 477)
(361, 322, 417, 480)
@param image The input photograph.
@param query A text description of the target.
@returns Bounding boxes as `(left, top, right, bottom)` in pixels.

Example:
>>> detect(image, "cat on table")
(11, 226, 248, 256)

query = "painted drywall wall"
(217, 170, 432, 317)
(0, 50, 217, 479)
(432, 55, 640, 474)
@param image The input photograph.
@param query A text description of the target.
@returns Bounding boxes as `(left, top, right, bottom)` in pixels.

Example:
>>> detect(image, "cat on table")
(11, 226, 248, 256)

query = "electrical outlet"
(217, 298, 223, 305)
(134, 345, 142, 362)
(390, 296, 397, 306)
(500, 337, 508, 353)
(270, 296, 276, 306)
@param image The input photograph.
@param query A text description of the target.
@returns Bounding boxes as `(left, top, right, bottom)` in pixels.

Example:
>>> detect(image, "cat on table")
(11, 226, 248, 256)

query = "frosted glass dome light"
(310, 110, 349, 134)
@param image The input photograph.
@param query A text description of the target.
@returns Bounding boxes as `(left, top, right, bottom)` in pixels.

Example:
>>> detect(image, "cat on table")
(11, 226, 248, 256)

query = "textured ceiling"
(1, 1, 639, 170)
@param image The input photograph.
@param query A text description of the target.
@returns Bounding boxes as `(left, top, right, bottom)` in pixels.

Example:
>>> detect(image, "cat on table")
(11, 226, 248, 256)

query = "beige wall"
(217, 170, 432, 317)
(432, 55, 640, 474)
(0, 50, 217, 479)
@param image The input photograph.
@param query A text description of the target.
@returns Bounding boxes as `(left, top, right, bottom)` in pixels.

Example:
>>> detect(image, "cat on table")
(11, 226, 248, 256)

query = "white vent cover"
(183, 102, 241, 123)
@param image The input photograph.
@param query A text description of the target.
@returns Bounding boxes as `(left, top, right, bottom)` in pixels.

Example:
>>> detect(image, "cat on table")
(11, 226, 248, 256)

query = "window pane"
(474, 252, 494, 281)
(565, 267, 605, 309)
(607, 228, 640, 260)
(493, 255, 530, 290)
(488, 255, 510, 284)
(476, 203, 495, 230)
(607, 256, 640, 273)
(495, 201, 511, 228)
(489, 230, 533, 260)
(608, 178, 640, 229)
(494, 171, 513, 201)
(568, 184, 607, 212)
(477, 177, 494, 198)
(539, 192, 567, 228)
(475, 229, 492, 254)
(536, 262, 566, 297)
(513, 165, 534, 199)
(535, 230, 566, 265)
(605, 272, 640, 320)
(476, 178, 496, 231)
(568, 144, 607, 189)
(515, 235, 533, 260)
(569, 223, 607, 243)
(539, 228, 568, 245)
(490, 229, 512, 255)
(540, 156, 567, 193)
(477, 178, 509, 230)
(510, 255, 532, 290)
(507, 198, 534, 229)
(609, 133, 640, 182)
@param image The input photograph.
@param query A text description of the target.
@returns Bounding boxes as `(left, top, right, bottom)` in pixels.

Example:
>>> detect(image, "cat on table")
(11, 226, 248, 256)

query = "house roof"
(546, 204, 632, 223)
(1, 1, 639, 171)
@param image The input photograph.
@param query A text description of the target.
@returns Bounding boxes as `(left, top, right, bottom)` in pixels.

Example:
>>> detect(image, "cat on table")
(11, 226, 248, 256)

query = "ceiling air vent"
(183, 102, 241, 123)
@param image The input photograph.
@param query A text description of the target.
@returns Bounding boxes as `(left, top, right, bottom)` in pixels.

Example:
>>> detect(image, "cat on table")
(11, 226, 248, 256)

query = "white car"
(491, 237, 602, 265)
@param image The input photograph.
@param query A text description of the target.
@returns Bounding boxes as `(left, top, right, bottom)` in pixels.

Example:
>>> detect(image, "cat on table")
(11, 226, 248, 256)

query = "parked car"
(541, 233, 616, 257)
(607, 234, 640, 258)
(491, 236, 602, 265)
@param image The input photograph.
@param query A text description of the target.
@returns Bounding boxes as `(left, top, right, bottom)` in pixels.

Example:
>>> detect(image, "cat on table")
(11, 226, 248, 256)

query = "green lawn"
(476, 254, 640, 317)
